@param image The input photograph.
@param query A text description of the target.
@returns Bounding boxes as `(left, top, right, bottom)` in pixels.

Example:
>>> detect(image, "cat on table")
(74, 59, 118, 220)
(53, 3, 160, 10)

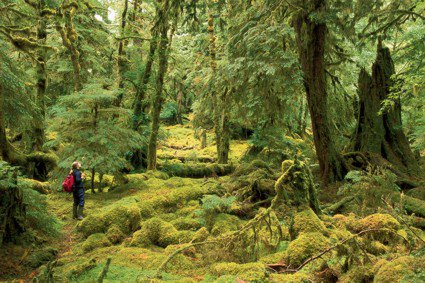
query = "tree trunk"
(0, 85, 9, 161)
(208, 10, 230, 164)
(351, 41, 420, 176)
(293, 0, 347, 185)
(33, 0, 47, 151)
(0, 169, 26, 246)
(91, 168, 95, 194)
(115, 0, 129, 107)
(133, 34, 158, 131)
(147, 0, 170, 170)
(56, 4, 82, 92)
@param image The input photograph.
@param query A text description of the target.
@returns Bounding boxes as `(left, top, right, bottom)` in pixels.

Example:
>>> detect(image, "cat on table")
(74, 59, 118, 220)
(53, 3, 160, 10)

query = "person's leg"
(72, 191, 78, 219)
(77, 188, 85, 220)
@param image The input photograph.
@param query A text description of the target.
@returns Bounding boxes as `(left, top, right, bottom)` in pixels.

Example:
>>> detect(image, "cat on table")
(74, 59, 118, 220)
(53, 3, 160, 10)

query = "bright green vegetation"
(1, 0, 425, 282)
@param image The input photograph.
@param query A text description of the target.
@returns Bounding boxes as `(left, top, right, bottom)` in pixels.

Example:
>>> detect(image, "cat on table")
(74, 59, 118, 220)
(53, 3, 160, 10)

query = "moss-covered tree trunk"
(33, 0, 47, 151)
(351, 41, 420, 176)
(0, 84, 9, 161)
(147, 0, 170, 170)
(56, 3, 82, 92)
(208, 10, 230, 164)
(0, 169, 26, 246)
(115, 0, 129, 107)
(293, 0, 347, 185)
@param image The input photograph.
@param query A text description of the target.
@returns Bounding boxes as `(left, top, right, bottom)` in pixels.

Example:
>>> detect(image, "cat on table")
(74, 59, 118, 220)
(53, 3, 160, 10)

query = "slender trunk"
(351, 41, 420, 176)
(0, 84, 9, 161)
(208, 10, 230, 164)
(147, 1, 170, 170)
(133, 34, 158, 131)
(33, 0, 47, 151)
(115, 0, 129, 107)
(200, 129, 207, 149)
(132, 0, 138, 21)
(91, 168, 95, 194)
(293, 0, 347, 184)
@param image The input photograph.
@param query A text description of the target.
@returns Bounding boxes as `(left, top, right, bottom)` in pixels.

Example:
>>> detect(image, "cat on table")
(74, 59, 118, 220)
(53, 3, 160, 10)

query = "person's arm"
(74, 170, 83, 186)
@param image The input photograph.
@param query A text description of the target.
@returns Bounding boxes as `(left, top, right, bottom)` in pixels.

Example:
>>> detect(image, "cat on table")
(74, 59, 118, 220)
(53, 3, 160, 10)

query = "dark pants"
(73, 187, 85, 207)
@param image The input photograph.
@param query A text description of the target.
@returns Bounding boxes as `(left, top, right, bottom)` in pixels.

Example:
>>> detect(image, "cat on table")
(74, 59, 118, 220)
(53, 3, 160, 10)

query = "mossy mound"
(106, 225, 126, 244)
(210, 262, 268, 282)
(130, 217, 192, 248)
(339, 264, 374, 283)
(292, 208, 328, 238)
(210, 213, 242, 236)
(286, 232, 329, 266)
(82, 233, 111, 252)
(406, 187, 425, 201)
(171, 217, 202, 230)
(373, 256, 425, 283)
(357, 213, 400, 231)
(192, 227, 210, 243)
(77, 204, 141, 237)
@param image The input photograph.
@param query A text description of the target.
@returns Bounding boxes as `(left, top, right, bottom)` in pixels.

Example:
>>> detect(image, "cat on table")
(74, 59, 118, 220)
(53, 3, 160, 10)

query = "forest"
(0, 0, 424, 282)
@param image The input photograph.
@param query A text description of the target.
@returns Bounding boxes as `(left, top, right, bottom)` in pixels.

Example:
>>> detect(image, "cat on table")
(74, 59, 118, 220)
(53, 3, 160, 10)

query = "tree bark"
(33, 0, 47, 151)
(351, 41, 420, 176)
(208, 10, 230, 164)
(293, 0, 347, 185)
(147, 0, 170, 170)
(115, 0, 129, 107)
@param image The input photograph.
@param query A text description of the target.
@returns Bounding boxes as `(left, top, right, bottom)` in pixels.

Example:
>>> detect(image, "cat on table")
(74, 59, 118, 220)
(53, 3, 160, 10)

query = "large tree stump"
(0, 164, 26, 246)
(351, 41, 420, 177)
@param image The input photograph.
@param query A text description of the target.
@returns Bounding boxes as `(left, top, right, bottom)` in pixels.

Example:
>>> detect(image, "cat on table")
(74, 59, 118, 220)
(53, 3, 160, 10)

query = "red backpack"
(62, 173, 75, 193)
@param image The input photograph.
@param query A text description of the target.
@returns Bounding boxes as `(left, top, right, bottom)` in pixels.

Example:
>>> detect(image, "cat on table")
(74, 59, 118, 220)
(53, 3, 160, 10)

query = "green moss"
(292, 208, 328, 238)
(339, 264, 374, 283)
(258, 251, 286, 264)
(357, 213, 400, 231)
(192, 227, 210, 243)
(374, 256, 424, 283)
(82, 233, 111, 252)
(286, 232, 329, 266)
(106, 225, 126, 244)
(77, 215, 106, 237)
(210, 262, 268, 282)
(66, 258, 97, 280)
(27, 247, 58, 268)
(405, 187, 425, 201)
(210, 213, 242, 236)
(130, 218, 190, 248)
(270, 273, 312, 283)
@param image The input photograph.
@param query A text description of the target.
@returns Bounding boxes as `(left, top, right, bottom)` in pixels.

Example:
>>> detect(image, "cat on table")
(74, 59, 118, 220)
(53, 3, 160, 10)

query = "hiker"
(70, 161, 85, 220)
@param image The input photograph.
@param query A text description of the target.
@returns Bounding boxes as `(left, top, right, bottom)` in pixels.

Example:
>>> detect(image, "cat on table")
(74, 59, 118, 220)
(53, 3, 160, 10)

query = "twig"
(97, 257, 112, 283)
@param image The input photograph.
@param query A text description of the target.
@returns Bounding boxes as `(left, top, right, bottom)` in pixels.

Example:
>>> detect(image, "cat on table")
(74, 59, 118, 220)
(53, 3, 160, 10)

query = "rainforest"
(0, 0, 424, 282)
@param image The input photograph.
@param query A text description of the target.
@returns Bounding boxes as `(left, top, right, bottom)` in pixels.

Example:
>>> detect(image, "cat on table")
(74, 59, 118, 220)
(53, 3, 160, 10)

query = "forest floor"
(2, 123, 425, 282)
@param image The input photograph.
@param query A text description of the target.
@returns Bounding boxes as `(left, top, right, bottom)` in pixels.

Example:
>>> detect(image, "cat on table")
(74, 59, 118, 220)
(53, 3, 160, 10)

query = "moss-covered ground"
(2, 124, 425, 282)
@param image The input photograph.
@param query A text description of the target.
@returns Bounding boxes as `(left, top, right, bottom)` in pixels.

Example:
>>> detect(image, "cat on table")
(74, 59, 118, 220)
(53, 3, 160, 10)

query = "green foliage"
(47, 82, 144, 174)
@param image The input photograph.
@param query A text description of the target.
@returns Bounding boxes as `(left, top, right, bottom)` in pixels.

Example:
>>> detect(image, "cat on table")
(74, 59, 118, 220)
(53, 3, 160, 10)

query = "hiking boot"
(77, 205, 84, 220)
(73, 204, 78, 219)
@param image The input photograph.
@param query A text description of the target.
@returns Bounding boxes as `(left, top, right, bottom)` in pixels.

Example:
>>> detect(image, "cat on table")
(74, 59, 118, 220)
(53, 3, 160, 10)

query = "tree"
(293, 0, 347, 185)
(351, 40, 420, 177)
(48, 82, 143, 192)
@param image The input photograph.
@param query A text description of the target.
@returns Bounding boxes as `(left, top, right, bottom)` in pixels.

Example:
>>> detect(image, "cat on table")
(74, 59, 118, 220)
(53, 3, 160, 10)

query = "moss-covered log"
(161, 163, 234, 178)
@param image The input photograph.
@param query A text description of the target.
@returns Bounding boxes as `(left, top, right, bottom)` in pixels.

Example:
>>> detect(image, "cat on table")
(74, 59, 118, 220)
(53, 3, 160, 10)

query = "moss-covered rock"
(210, 262, 268, 282)
(130, 218, 191, 248)
(357, 213, 400, 231)
(192, 227, 210, 243)
(373, 256, 424, 283)
(292, 208, 328, 238)
(210, 213, 242, 236)
(27, 247, 58, 268)
(339, 264, 374, 283)
(106, 225, 126, 244)
(66, 258, 97, 280)
(286, 232, 329, 266)
(82, 233, 111, 252)
(77, 215, 106, 237)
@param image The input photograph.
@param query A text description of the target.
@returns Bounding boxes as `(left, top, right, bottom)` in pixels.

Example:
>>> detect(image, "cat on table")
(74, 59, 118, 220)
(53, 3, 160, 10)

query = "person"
(70, 161, 85, 220)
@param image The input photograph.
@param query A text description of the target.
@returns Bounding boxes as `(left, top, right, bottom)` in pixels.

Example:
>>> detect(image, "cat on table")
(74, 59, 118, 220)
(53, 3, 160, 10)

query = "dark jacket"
(73, 169, 84, 189)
